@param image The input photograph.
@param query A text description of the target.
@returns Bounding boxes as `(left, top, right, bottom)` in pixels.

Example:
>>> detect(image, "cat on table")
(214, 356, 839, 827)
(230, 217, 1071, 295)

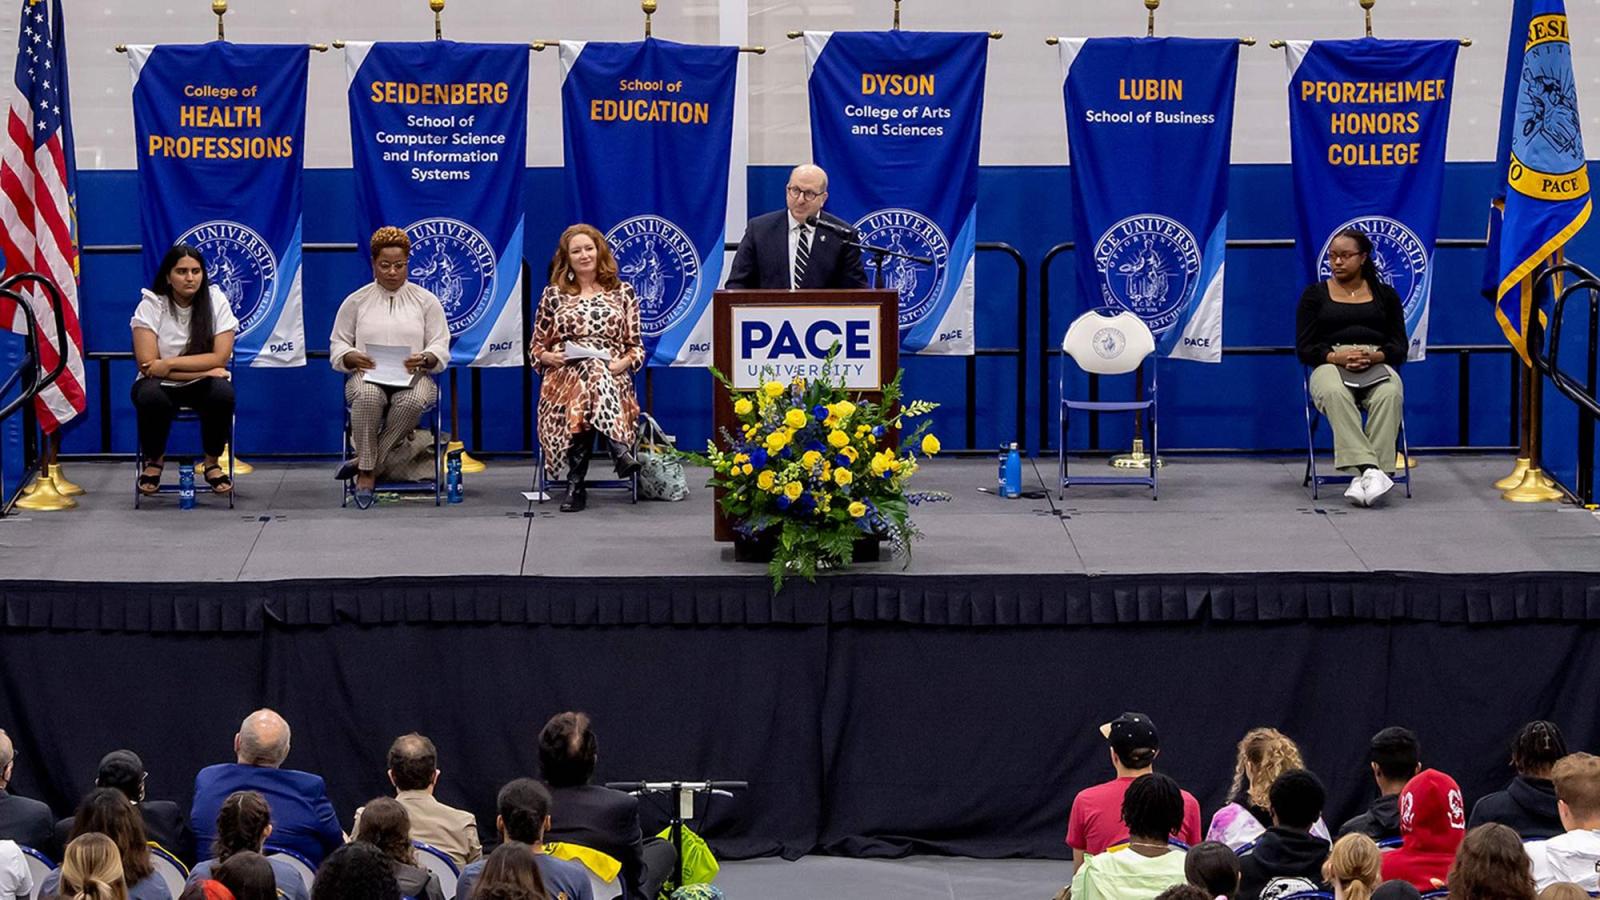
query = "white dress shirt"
(328, 280, 451, 374)
(787, 217, 813, 290)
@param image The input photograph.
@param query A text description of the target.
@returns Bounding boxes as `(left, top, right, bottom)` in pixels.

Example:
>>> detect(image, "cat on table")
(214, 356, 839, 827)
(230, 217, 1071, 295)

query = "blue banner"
(560, 38, 738, 368)
(1287, 39, 1460, 362)
(345, 42, 527, 367)
(1060, 38, 1237, 362)
(806, 31, 988, 356)
(129, 43, 307, 367)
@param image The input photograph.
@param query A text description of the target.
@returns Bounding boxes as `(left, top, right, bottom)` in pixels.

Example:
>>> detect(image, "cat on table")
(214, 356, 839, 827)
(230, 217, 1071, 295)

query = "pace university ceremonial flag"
(346, 42, 527, 367)
(807, 31, 988, 356)
(1060, 38, 1237, 361)
(129, 42, 308, 367)
(1287, 39, 1459, 362)
(561, 38, 738, 367)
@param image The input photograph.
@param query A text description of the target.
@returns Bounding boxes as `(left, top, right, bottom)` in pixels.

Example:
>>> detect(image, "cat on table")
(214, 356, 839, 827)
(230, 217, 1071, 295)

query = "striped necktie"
(793, 225, 811, 289)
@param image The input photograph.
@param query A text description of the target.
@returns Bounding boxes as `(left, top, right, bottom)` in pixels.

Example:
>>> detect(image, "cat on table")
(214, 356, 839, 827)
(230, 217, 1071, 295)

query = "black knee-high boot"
(561, 437, 592, 512)
(609, 437, 641, 478)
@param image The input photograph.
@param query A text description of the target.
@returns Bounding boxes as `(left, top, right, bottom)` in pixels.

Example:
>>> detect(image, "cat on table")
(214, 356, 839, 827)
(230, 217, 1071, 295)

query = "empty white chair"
(1058, 309, 1160, 498)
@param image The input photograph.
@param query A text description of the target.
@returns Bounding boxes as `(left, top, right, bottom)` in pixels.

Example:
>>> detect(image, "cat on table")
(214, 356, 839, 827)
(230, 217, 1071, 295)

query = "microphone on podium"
(805, 213, 858, 240)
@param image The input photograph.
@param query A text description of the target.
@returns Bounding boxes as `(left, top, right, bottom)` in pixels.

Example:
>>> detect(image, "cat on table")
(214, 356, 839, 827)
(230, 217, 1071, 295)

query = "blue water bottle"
(1003, 443, 1022, 499)
(178, 462, 196, 509)
(447, 451, 463, 504)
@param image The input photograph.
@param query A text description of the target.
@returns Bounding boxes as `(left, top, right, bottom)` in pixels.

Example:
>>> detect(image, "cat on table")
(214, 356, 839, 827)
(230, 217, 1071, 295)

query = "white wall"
(10, 0, 1600, 169)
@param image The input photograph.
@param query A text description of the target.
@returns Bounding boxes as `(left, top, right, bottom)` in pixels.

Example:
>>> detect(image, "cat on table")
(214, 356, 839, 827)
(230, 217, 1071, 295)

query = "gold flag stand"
(15, 466, 76, 511)
(1502, 358, 1563, 501)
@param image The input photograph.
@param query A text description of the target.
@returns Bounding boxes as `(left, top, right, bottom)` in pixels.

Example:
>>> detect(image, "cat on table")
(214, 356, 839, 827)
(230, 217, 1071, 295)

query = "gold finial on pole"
(1145, 0, 1159, 38)
(1361, 0, 1375, 37)
(643, 0, 656, 38)
(893, 0, 902, 30)
(212, 0, 227, 41)
(430, 0, 445, 40)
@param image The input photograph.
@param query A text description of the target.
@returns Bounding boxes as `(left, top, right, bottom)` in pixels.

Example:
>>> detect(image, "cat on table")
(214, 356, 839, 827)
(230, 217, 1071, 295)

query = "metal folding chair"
(1302, 367, 1412, 500)
(341, 392, 445, 507)
(1058, 309, 1159, 499)
(535, 424, 640, 506)
(134, 394, 237, 510)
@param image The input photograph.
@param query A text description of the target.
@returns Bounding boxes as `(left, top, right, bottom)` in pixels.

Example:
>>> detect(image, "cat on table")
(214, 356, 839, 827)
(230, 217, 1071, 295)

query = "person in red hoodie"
(1381, 769, 1467, 891)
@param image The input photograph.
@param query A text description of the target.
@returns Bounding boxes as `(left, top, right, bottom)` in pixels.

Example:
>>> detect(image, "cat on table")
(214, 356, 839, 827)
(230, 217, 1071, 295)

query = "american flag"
(0, 0, 85, 431)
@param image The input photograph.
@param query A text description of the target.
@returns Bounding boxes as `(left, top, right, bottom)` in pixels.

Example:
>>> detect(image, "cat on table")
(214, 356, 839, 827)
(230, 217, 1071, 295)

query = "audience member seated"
(1470, 721, 1568, 840)
(1067, 713, 1203, 867)
(1380, 769, 1466, 891)
(56, 833, 130, 900)
(1069, 773, 1190, 900)
(41, 790, 170, 900)
(465, 843, 556, 900)
(1156, 887, 1213, 900)
(1526, 752, 1600, 892)
(351, 798, 445, 900)
(0, 839, 31, 900)
(311, 843, 400, 900)
(1371, 881, 1422, 900)
(353, 734, 480, 868)
(1184, 841, 1240, 899)
(56, 751, 194, 865)
(540, 712, 673, 900)
(455, 779, 591, 900)
(186, 791, 308, 900)
(1236, 770, 1332, 900)
(1321, 834, 1381, 900)
(176, 881, 233, 900)
(190, 710, 343, 868)
(211, 853, 275, 900)
(1446, 823, 1536, 900)
(1340, 727, 1421, 843)
(0, 728, 56, 858)
(1208, 729, 1331, 850)
(1536, 884, 1589, 900)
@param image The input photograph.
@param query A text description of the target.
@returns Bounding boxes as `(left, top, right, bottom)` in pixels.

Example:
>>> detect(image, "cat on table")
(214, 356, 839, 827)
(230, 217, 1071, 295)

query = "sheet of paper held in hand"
(564, 342, 613, 361)
(364, 343, 416, 387)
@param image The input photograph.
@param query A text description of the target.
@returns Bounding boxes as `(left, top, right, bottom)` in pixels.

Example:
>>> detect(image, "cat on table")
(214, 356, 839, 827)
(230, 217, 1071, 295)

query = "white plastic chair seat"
(411, 841, 459, 898)
(265, 849, 316, 897)
(19, 846, 54, 900)
(148, 843, 189, 898)
(1061, 309, 1155, 375)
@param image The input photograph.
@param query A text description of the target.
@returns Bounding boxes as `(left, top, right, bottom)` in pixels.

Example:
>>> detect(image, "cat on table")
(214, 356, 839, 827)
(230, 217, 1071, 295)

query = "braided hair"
(1511, 720, 1568, 777)
(213, 790, 272, 862)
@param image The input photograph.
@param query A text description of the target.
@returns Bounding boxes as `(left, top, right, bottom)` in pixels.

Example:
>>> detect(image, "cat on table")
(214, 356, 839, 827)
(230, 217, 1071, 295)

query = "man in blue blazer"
(725, 164, 868, 291)
(189, 710, 344, 867)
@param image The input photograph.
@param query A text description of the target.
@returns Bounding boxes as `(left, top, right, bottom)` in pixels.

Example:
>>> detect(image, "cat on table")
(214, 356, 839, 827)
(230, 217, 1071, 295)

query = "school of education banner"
(1286, 39, 1460, 362)
(129, 43, 307, 367)
(560, 38, 738, 368)
(1060, 38, 1237, 362)
(806, 31, 988, 356)
(345, 42, 527, 367)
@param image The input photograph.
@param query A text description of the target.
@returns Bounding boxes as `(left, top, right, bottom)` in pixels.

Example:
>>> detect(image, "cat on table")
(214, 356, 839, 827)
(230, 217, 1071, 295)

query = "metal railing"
(1530, 262, 1600, 504)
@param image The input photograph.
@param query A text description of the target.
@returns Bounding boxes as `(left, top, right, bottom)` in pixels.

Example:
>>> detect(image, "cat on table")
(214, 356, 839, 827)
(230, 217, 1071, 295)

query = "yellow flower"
(743, 424, 757, 438)
(757, 470, 775, 491)
(734, 398, 754, 416)
(833, 400, 857, 419)
(733, 452, 749, 464)
(784, 408, 807, 429)
(762, 381, 785, 399)
(784, 481, 803, 501)
(764, 430, 790, 453)
(840, 446, 859, 463)
(741, 464, 754, 476)
(827, 430, 849, 449)
(921, 434, 941, 455)
(802, 450, 822, 469)
(848, 501, 867, 518)
(833, 467, 853, 486)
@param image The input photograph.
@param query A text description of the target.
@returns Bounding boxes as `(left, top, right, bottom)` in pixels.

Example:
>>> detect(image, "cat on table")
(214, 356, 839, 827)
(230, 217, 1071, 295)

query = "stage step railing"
(1530, 261, 1600, 505)
(0, 272, 70, 513)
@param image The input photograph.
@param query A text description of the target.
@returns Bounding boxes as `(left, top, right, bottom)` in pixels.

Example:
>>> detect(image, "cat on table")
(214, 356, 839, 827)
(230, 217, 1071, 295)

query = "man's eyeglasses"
(1327, 251, 1363, 262)
(786, 185, 824, 202)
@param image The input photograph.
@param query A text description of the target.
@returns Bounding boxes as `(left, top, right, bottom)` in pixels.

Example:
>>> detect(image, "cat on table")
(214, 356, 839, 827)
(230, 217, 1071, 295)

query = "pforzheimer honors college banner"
(560, 38, 738, 367)
(1060, 38, 1237, 362)
(129, 43, 307, 366)
(806, 31, 988, 356)
(345, 42, 527, 367)
(1287, 39, 1460, 361)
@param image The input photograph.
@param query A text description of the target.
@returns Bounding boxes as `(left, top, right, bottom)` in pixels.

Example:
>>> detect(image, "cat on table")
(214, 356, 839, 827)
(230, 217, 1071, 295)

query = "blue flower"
(779, 447, 792, 459)
(834, 454, 851, 468)
(775, 495, 791, 510)
(872, 425, 886, 437)
(812, 404, 829, 421)
(805, 439, 826, 453)
(799, 492, 816, 511)
(749, 448, 769, 469)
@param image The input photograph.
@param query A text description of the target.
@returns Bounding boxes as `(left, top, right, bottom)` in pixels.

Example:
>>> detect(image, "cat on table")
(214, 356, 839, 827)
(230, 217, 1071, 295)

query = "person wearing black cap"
(56, 751, 195, 865)
(1066, 712, 1203, 868)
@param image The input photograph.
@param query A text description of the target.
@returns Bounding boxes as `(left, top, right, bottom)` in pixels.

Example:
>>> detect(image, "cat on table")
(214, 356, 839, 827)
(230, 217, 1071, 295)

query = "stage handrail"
(1530, 261, 1600, 503)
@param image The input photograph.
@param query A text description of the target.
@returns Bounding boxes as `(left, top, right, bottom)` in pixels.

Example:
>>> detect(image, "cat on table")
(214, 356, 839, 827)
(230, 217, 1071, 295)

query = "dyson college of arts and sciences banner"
(1287, 39, 1459, 361)
(1060, 38, 1238, 362)
(560, 38, 738, 367)
(129, 43, 307, 366)
(806, 31, 988, 356)
(346, 42, 527, 367)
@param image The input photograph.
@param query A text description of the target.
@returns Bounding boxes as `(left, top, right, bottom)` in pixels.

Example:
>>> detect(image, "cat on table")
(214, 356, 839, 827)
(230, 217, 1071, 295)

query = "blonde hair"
(1537, 884, 1590, 900)
(369, 226, 411, 260)
(60, 833, 129, 900)
(1552, 752, 1600, 820)
(1322, 834, 1382, 900)
(1229, 728, 1306, 811)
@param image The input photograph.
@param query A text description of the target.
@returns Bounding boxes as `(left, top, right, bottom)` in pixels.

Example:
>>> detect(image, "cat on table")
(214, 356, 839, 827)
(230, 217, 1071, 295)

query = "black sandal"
(203, 464, 233, 494)
(138, 463, 163, 495)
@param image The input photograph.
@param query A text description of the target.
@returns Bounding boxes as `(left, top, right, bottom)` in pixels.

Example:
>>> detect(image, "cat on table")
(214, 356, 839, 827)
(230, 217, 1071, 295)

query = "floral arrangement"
(688, 364, 946, 588)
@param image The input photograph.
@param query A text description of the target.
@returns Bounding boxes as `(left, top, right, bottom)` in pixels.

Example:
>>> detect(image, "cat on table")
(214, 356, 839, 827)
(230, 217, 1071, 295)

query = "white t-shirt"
(0, 840, 32, 900)
(130, 286, 238, 362)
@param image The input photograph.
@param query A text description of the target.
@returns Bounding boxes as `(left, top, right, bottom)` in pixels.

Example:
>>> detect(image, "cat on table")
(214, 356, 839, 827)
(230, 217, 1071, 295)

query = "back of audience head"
(1370, 727, 1422, 791)
(1551, 752, 1600, 831)
(1269, 769, 1325, 831)
(1122, 771, 1185, 842)
(1323, 834, 1382, 900)
(1536, 884, 1589, 900)
(312, 843, 400, 900)
(538, 712, 597, 789)
(497, 778, 553, 845)
(95, 751, 146, 803)
(1510, 722, 1568, 779)
(1447, 823, 1535, 900)
(214, 851, 275, 900)
(1229, 728, 1306, 812)
(0, 728, 14, 786)
(472, 842, 550, 900)
(177, 882, 235, 900)
(1372, 882, 1423, 900)
(235, 709, 291, 768)
(1156, 886, 1214, 900)
(1102, 711, 1160, 772)
(70, 787, 153, 884)
(1185, 841, 1241, 899)
(354, 796, 417, 867)
(387, 733, 438, 792)
(214, 790, 273, 862)
(60, 833, 129, 900)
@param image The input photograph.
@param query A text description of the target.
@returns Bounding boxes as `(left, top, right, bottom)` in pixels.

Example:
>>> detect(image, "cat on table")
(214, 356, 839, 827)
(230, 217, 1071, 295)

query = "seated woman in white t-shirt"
(130, 244, 238, 496)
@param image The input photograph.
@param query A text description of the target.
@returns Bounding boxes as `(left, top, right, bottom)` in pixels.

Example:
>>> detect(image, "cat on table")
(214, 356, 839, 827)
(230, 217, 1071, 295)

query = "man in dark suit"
(189, 709, 344, 867)
(55, 750, 194, 865)
(540, 711, 674, 900)
(725, 164, 868, 291)
(0, 729, 55, 859)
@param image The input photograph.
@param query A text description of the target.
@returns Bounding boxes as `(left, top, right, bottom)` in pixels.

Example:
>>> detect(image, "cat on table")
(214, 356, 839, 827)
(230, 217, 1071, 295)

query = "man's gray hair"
(237, 709, 292, 767)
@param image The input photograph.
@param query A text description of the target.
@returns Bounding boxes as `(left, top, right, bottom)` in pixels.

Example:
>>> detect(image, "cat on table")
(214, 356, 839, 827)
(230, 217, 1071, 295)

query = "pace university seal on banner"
(854, 208, 950, 329)
(1317, 216, 1429, 318)
(606, 215, 701, 339)
(405, 218, 498, 335)
(1509, 12, 1587, 203)
(1093, 215, 1201, 333)
(179, 221, 279, 337)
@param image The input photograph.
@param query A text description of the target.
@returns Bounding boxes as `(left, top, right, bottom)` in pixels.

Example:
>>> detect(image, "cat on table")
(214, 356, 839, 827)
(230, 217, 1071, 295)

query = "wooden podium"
(712, 289, 899, 541)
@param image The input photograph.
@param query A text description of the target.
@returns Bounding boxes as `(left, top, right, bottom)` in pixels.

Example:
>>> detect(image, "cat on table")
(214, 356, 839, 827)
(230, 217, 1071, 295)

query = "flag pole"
(1504, 266, 1565, 501)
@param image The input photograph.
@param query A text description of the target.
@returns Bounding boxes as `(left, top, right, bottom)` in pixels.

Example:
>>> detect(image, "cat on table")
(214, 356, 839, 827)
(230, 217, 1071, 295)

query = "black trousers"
(636, 836, 677, 900)
(132, 376, 235, 461)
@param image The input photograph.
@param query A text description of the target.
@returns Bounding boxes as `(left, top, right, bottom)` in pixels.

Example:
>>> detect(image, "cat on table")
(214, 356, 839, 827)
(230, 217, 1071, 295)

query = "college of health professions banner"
(1286, 40, 1460, 362)
(128, 43, 307, 366)
(806, 31, 987, 356)
(1060, 38, 1237, 361)
(345, 42, 527, 367)
(560, 39, 738, 367)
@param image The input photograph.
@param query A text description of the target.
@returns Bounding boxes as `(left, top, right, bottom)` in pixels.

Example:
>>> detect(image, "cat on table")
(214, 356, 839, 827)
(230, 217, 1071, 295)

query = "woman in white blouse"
(328, 227, 450, 508)
(130, 245, 237, 496)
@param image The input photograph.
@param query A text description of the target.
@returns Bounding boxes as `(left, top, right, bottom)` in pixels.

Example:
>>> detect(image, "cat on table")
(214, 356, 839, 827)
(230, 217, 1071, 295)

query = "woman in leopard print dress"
(531, 224, 644, 511)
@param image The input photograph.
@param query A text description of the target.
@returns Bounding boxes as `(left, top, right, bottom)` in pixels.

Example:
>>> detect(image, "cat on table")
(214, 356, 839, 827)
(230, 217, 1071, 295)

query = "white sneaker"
(1362, 469, 1394, 505)
(1344, 477, 1367, 504)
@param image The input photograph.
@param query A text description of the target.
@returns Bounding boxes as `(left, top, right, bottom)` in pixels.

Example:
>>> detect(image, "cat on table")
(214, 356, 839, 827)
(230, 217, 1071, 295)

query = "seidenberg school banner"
(806, 31, 988, 356)
(1060, 38, 1238, 362)
(1287, 39, 1460, 362)
(129, 43, 308, 367)
(345, 42, 527, 367)
(560, 38, 738, 368)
